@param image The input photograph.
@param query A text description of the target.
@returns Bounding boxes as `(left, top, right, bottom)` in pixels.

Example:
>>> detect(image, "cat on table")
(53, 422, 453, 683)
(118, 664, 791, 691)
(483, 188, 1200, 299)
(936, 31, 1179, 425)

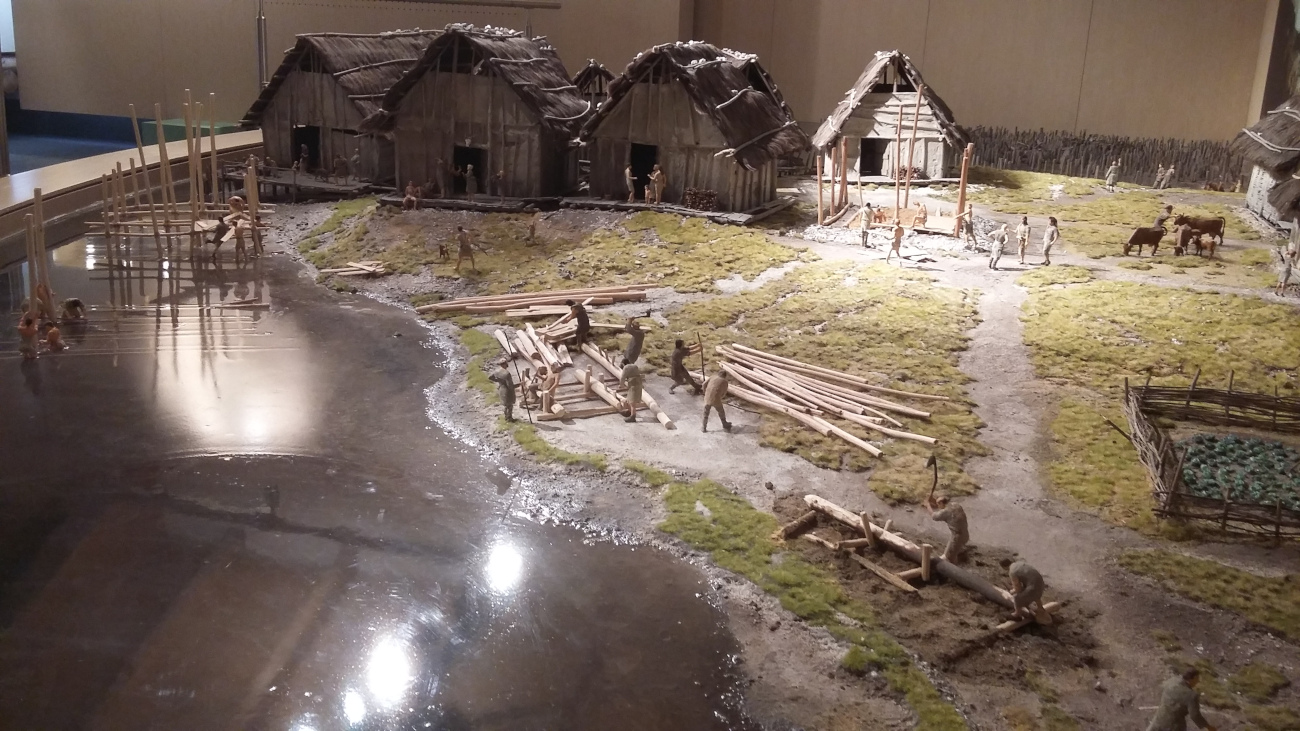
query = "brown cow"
(1174, 223, 1194, 256)
(1172, 214, 1226, 246)
(1125, 226, 1165, 256)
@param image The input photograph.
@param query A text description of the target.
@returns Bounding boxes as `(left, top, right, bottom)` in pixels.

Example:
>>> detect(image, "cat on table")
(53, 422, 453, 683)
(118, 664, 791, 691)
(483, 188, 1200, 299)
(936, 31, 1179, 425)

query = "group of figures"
(1123, 204, 1227, 258)
(624, 164, 667, 204)
(16, 286, 85, 360)
(275, 144, 362, 186)
(402, 161, 511, 210)
(985, 215, 1061, 270)
(1102, 159, 1177, 193)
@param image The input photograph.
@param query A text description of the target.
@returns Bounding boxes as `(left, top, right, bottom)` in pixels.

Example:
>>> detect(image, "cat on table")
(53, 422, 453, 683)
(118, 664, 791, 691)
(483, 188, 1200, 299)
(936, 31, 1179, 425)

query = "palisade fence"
(967, 126, 1247, 189)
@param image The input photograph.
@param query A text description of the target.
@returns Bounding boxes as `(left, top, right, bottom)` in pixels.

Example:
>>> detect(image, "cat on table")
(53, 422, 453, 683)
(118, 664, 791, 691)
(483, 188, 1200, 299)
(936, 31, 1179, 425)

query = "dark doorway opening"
(291, 125, 321, 170)
(859, 138, 889, 177)
(453, 145, 486, 194)
(630, 143, 658, 200)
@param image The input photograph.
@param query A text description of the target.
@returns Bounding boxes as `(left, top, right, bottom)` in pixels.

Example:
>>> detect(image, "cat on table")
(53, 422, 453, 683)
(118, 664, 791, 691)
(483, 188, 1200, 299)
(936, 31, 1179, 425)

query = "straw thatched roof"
(1232, 94, 1300, 176)
(577, 41, 809, 170)
(572, 59, 614, 92)
(811, 50, 968, 151)
(360, 24, 591, 137)
(242, 30, 441, 128)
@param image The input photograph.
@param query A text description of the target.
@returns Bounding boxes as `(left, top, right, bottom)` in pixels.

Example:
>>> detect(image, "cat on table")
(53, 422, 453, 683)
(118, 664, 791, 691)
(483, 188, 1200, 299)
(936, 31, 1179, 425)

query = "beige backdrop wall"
(12, 0, 1278, 141)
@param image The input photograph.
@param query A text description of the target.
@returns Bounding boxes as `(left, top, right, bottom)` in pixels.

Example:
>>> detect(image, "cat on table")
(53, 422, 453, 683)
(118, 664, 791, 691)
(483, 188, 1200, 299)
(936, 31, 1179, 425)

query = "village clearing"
(282, 170, 1300, 731)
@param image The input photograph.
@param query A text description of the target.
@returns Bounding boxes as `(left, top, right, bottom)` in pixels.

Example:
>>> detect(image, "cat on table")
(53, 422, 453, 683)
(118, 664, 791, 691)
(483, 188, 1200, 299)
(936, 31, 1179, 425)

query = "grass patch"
(622, 459, 674, 487)
(1061, 223, 1129, 258)
(1228, 663, 1291, 703)
(461, 328, 503, 403)
(840, 645, 871, 675)
(965, 167, 1096, 210)
(304, 200, 378, 271)
(1244, 703, 1300, 731)
(1040, 705, 1079, 731)
(409, 292, 444, 308)
(1119, 549, 1300, 641)
(1048, 398, 1155, 530)
(1151, 629, 1182, 652)
(310, 196, 378, 237)
(1117, 260, 1153, 270)
(1024, 669, 1059, 702)
(646, 261, 986, 503)
(1016, 265, 1093, 289)
(509, 423, 607, 471)
(655, 476, 966, 730)
(1023, 191, 1258, 241)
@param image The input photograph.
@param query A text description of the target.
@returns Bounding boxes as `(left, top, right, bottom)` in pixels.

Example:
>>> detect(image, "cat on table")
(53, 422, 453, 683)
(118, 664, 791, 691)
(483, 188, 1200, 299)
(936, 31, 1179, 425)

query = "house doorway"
(630, 143, 658, 200)
(859, 138, 890, 177)
(291, 125, 321, 170)
(453, 145, 486, 194)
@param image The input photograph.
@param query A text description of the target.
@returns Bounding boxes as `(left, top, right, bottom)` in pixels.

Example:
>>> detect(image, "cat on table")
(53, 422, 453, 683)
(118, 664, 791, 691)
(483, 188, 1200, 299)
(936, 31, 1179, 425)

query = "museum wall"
(11, 0, 1279, 142)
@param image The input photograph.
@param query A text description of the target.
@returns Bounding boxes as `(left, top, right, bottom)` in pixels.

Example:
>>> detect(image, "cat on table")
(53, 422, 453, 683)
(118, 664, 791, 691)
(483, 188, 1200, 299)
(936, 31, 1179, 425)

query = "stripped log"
(805, 495, 1015, 609)
(493, 330, 515, 356)
(801, 534, 918, 594)
(773, 510, 819, 540)
(418, 284, 653, 313)
(719, 347, 931, 419)
(730, 343, 950, 402)
(581, 342, 675, 429)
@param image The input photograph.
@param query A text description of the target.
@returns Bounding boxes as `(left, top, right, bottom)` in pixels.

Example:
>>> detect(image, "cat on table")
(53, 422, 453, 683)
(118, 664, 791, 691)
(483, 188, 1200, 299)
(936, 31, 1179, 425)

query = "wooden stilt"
(154, 104, 177, 218)
(24, 214, 36, 314)
(839, 137, 849, 212)
(894, 101, 903, 221)
(903, 85, 923, 209)
(209, 92, 220, 205)
(816, 151, 824, 225)
(953, 143, 973, 236)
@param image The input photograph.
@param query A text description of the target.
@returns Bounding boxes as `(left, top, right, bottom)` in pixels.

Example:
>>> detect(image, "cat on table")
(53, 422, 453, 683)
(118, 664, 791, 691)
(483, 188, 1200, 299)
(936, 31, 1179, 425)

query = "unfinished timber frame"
(579, 41, 808, 212)
(362, 24, 592, 199)
(1123, 376, 1300, 538)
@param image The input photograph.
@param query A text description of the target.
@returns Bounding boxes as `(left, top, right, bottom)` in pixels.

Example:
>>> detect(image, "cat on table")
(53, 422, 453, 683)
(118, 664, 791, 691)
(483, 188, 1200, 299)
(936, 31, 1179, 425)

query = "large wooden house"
(1232, 93, 1300, 228)
(360, 25, 592, 198)
(241, 30, 440, 184)
(812, 50, 968, 181)
(578, 42, 807, 212)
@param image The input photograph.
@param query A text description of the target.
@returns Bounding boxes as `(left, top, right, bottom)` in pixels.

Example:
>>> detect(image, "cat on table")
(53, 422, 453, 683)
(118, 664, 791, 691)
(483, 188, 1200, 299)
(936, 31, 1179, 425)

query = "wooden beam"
(774, 510, 819, 541)
(816, 150, 824, 225)
(801, 533, 918, 594)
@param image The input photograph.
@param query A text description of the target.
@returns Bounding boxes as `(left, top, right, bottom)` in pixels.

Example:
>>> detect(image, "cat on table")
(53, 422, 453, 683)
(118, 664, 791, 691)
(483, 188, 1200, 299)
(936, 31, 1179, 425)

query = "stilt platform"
(221, 167, 372, 201)
(376, 194, 557, 213)
(560, 195, 794, 227)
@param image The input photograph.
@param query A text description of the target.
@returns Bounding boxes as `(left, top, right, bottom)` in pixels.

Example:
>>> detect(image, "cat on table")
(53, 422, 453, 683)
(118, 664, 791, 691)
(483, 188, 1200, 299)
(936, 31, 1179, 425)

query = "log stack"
(417, 284, 653, 315)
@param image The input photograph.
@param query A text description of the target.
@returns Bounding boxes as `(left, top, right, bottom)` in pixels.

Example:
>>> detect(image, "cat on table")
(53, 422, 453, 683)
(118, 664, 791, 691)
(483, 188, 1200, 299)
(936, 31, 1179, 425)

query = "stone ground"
(276, 180, 1300, 730)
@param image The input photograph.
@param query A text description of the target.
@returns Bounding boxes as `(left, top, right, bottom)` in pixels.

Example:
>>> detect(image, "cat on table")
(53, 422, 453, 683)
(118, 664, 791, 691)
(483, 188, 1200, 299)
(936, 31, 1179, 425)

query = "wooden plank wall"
(822, 137, 955, 179)
(391, 69, 574, 197)
(589, 81, 776, 212)
(259, 68, 392, 180)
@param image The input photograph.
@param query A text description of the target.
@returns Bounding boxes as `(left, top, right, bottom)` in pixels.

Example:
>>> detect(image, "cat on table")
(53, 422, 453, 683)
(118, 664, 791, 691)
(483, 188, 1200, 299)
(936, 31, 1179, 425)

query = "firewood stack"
(415, 284, 653, 315)
(682, 188, 719, 211)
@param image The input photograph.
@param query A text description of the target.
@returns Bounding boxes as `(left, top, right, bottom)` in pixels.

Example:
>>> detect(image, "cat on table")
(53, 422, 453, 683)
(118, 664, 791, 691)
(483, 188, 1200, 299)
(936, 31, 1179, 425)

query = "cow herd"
(1124, 214, 1226, 258)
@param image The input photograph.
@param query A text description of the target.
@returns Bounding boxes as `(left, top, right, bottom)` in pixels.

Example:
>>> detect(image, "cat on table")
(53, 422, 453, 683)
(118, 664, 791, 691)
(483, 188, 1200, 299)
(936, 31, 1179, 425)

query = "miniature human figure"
(464, 164, 478, 200)
(913, 201, 928, 228)
(702, 370, 732, 433)
(1015, 216, 1031, 264)
(999, 557, 1046, 621)
(299, 144, 311, 170)
(44, 322, 64, 352)
(621, 316, 646, 366)
(620, 361, 644, 423)
(17, 314, 39, 360)
(669, 339, 702, 395)
(1042, 216, 1060, 265)
(1104, 159, 1120, 192)
(520, 366, 540, 406)
(434, 158, 448, 198)
(958, 203, 977, 246)
(1278, 249, 1295, 296)
(403, 181, 420, 211)
(645, 183, 654, 202)
(1146, 667, 1216, 731)
(264, 157, 277, 172)
(1154, 163, 1166, 189)
(60, 298, 86, 322)
(563, 299, 590, 347)
(989, 223, 1009, 270)
(493, 169, 506, 199)
(333, 155, 348, 184)
(350, 152, 361, 182)
(33, 283, 56, 322)
(926, 493, 968, 562)
(1154, 204, 1174, 231)
(422, 179, 436, 199)
(232, 222, 249, 263)
(527, 211, 540, 246)
(650, 164, 666, 204)
(487, 359, 517, 422)
(454, 226, 476, 274)
(886, 223, 905, 266)
(625, 164, 636, 202)
(1162, 165, 1176, 190)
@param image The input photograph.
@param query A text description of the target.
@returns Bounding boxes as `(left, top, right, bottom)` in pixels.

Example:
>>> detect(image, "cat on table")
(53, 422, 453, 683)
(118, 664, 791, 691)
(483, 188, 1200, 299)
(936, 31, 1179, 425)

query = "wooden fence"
(967, 127, 1247, 188)
(1123, 378, 1300, 539)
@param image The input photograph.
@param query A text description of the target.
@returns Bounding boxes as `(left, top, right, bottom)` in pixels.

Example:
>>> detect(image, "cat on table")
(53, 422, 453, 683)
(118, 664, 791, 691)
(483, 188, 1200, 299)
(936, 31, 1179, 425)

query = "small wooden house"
(361, 25, 592, 198)
(1232, 93, 1300, 227)
(578, 42, 807, 212)
(241, 30, 439, 183)
(573, 60, 614, 111)
(812, 51, 968, 181)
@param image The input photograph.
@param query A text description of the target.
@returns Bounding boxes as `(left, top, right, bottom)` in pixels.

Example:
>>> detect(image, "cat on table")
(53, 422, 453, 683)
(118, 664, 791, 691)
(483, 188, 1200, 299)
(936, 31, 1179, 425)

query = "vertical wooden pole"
(24, 214, 36, 314)
(128, 105, 155, 208)
(816, 151, 824, 224)
(903, 85, 923, 209)
(894, 101, 903, 221)
(33, 188, 48, 293)
(839, 137, 849, 212)
(921, 544, 932, 581)
(584, 366, 594, 397)
(953, 143, 973, 237)
(209, 92, 221, 206)
(154, 104, 176, 219)
(859, 512, 877, 550)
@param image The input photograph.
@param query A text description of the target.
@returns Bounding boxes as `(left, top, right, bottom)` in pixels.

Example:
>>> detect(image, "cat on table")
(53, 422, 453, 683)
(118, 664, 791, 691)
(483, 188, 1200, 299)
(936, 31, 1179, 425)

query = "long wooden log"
(720, 347, 931, 419)
(805, 494, 1014, 609)
(774, 510, 818, 540)
(573, 366, 624, 410)
(802, 534, 917, 594)
(580, 342, 674, 429)
(730, 344, 950, 402)
(463, 296, 624, 314)
(493, 329, 515, 356)
(418, 285, 653, 313)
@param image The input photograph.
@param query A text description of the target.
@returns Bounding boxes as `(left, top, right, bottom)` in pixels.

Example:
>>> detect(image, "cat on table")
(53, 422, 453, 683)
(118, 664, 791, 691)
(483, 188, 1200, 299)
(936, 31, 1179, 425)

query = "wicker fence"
(1123, 379, 1300, 538)
(967, 126, 1247, 189)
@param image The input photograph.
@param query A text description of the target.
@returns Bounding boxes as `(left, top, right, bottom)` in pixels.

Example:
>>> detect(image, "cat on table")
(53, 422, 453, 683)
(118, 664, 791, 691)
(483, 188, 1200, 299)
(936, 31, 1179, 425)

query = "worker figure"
(17, 313, 39, 360)
(1145, 667, 1216, 731)
(650, 164, 666, 204)
(620, 361, 644, 423)
(925, 493, 968, 562)
(1015, 216, 1031, 264)
(60, 298, 86, 322)
(1104, 159, 1120, 192)
(563, 299, 590, 348)
(493, 169, 506, 199)
(1161, 165, 1176, 190)
(886, 223, 905, 266)
(625, 164, 636, 202)
(1042, 216, 1059, 266)
(527, 211, 540, 246)
(1154, 163, 1166, 189)
(959, 203, 977, 247)
(621, 316, 646, 366)
(1277, 249, 1294, 297)
(45, 322, 64, 352)
(434, 158, 448, 198)
(999, 557, 1046, 621)
(454, 226, 476, 274)
(487, 359, 517, 422)
(1154, 204, 1174, 231)
(464, 164, 478, 200)
(702, 370, 732, 433)
(669, 339, 702, 395)
(989, 223, 1009, 270)
(403, 181, 420, 211)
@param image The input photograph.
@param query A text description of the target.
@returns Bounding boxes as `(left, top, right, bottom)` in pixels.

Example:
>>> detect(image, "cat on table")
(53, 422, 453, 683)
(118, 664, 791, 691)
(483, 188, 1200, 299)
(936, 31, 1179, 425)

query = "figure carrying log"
(620, 361, 644, 423)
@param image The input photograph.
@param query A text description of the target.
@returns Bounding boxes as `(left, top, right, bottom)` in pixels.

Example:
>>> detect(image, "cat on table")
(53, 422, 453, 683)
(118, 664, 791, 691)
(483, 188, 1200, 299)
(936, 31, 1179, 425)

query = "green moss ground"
(1016, 266, 1094, 289)
(1048, 397, 1156, 531)
(964, 167, 1097, 210)
(644, 261, 986, 503)
(508, 423, 607, 471)
(654, 475, 966, 730)
(621, 459, 674, 487)
(1119, 549, 1300, 641)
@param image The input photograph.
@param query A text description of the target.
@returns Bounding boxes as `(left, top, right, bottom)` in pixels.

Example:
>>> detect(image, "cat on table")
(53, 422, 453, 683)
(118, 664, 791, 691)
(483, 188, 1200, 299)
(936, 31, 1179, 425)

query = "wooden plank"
(801, 534, 918, 594)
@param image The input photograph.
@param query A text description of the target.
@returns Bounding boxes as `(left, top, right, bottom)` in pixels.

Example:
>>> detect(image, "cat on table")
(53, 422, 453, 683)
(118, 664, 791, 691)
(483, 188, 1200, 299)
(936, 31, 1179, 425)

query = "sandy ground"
(273, 185, 1300, 730)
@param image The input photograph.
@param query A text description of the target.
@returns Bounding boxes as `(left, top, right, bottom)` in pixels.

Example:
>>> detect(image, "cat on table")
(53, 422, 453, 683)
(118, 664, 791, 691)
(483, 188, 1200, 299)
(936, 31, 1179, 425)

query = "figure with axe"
(923, 455, 968, 562)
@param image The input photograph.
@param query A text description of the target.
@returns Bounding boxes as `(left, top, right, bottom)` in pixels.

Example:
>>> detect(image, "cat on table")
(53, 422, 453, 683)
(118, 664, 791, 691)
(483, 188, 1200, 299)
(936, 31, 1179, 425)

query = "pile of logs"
(319, 260, 387, 277)
(416, 284, 652, 315)
(714, 344, 945, 459)
(682, 188, 719, 211)
(788, 494, 1060, 629)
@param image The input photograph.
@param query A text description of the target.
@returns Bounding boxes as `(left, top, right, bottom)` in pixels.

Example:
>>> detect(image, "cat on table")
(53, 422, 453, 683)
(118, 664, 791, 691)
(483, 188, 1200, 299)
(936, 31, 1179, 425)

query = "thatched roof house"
(1232, 94, 1300, 225)
(812, 50, 968, 180)
(578, 41, 807, 212)
(573, 60, 615, 112)
(242, 30, 440, 183)
(360, 24, 590, 198)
